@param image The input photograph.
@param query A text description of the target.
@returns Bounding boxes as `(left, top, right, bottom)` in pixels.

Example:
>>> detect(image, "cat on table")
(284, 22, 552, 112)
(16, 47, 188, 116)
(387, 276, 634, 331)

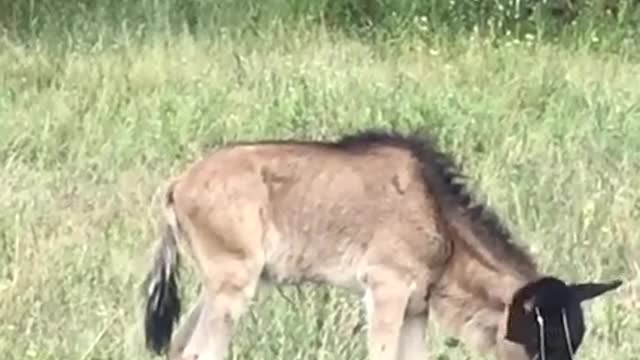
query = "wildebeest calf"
(143, 129, 622, 360)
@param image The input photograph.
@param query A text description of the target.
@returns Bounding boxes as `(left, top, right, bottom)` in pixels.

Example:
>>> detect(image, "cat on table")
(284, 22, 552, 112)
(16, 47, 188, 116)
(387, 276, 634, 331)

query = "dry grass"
(0, 21, 638, 360)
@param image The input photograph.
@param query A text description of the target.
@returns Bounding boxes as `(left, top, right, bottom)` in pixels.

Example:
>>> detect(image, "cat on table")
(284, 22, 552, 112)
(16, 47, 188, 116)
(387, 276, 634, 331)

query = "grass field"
(1, 2, 639, 359)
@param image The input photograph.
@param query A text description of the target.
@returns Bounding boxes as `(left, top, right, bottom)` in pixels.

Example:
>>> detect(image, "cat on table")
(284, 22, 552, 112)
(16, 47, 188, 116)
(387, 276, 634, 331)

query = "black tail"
(143, 188, 182, 356)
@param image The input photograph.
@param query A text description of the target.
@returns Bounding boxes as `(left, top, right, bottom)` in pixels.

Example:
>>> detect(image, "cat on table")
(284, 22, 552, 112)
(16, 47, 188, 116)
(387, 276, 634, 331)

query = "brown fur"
(142, 129, 622, 360)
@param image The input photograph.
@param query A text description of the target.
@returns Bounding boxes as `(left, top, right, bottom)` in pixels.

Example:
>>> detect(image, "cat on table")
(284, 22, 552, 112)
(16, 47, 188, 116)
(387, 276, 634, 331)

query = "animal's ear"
(569, 280, 623, 303)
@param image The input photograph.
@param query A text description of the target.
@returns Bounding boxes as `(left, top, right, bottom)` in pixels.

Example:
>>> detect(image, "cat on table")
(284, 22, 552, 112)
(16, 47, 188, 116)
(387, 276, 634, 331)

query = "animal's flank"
(143, 185, 182, 355)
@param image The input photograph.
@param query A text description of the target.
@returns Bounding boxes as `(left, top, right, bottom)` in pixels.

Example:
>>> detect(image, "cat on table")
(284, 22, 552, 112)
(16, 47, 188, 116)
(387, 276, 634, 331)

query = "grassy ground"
(1, 6, 639, 360)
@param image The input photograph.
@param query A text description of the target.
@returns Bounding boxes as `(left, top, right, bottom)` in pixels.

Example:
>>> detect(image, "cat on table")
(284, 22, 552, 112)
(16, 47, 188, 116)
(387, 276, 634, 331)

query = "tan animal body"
(142, 130, 622, 360)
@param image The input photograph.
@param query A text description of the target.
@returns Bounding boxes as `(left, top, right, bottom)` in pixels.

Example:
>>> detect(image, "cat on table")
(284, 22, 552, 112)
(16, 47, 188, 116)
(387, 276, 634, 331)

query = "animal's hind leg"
(167, 293, 205, 360)
(176, 256, 262, 360)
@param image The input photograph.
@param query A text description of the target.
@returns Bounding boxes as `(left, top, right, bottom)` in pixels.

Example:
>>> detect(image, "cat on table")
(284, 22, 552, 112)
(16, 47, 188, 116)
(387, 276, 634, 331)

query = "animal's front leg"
(364, 276, 412, 360)
(397, 313, 429, 360)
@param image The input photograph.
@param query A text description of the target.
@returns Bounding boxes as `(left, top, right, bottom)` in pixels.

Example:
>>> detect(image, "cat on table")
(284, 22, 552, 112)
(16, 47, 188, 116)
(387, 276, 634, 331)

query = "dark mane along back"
(333, 129, 537, 274)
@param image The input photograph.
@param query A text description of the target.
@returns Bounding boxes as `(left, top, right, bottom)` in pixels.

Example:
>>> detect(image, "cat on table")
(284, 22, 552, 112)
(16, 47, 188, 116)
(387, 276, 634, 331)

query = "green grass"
(1, 4, 639, 360)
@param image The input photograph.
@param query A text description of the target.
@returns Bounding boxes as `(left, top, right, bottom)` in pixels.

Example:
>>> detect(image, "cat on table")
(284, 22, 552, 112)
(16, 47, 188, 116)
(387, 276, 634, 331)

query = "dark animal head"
(497, 276, 622, 360)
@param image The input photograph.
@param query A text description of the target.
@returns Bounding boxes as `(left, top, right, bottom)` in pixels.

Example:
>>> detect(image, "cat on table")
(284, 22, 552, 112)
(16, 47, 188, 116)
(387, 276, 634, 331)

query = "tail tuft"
(143, 185, 182, 356)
